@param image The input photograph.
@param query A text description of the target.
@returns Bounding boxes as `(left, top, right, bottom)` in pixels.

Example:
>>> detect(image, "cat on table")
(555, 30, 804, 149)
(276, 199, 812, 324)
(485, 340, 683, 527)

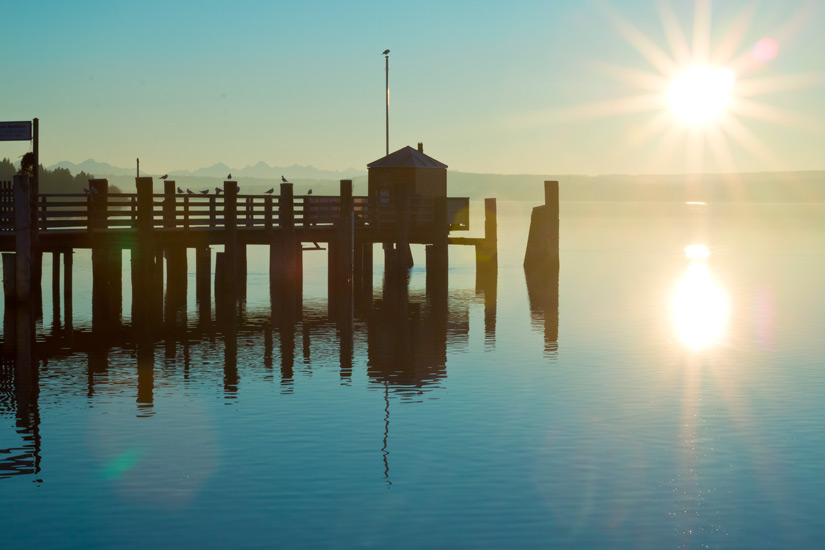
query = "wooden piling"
(336, 179, 354, 322)
(272, 182, 297, 324)
(108, 249, 122, 326)
(134, 177, 156, 329)
(476, 198, 498, 270)
(52, 251, 60, 319)
(223, 180, 239, 311)
(2, 253, 15, 304)
(427, 196, 449, 297)
(89, 179, 109, 332)
(524, 180, 560, 273)
(63, 250, 73, 332)
(196, 246, 211, 304)
(14, 175, 32, 303)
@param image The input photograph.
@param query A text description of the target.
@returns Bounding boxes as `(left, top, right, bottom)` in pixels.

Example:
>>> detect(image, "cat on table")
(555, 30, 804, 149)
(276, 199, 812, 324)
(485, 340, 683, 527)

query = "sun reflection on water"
(673, 245, 729, 349)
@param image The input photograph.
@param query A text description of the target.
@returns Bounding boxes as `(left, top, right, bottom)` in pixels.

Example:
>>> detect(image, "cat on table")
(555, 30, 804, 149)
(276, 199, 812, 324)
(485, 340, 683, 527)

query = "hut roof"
(367, 146, 448, 169)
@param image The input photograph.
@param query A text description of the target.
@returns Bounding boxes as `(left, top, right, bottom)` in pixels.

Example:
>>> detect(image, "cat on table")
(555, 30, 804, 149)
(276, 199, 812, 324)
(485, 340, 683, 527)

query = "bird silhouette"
(200, 189, 209, 194)
(186, 188, 194, 195)
(177, 187, 183, 194)
(227, 173, 232, 180)
(215, 187, 223, 194)
(265, 187, 274, 194)
(383, 49, 390, 55)
(281, 175, 287, 183)
(308, 189, 313, 195)
(160, 174, 168, 180)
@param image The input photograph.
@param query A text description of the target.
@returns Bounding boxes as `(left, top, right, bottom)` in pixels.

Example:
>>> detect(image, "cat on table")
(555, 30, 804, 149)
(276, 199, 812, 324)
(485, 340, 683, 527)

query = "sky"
(2, 0, 824, 176)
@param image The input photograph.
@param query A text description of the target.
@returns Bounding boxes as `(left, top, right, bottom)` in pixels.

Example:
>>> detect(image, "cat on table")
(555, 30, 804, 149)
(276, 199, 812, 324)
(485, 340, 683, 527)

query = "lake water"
(2, 201, 824, 549)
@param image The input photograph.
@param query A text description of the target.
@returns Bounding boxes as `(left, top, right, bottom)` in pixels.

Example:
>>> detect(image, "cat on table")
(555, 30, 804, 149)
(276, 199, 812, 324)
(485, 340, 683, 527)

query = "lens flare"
(752, 38, 779, 62)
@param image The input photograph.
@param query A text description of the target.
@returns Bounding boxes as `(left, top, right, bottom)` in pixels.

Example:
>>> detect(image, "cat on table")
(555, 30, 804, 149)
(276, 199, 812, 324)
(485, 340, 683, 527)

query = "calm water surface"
(2, 201, 824, 549)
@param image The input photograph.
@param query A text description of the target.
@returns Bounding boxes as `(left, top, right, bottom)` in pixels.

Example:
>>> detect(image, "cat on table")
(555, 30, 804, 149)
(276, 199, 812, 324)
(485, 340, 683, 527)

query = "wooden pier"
(1, 175, 497, 329)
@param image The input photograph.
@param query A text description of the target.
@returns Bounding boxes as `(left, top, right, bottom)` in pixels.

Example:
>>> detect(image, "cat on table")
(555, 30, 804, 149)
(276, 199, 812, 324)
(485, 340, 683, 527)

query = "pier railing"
(5, 192, 470, 233)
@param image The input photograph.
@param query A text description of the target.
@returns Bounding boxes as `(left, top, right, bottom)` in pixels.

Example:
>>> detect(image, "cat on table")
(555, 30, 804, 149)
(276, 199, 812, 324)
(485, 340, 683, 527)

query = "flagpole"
(384, 49, 390, 157)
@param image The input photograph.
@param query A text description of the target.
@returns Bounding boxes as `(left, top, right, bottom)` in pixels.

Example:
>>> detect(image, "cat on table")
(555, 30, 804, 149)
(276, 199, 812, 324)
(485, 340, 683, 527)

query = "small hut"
(367, 143, 447, 206)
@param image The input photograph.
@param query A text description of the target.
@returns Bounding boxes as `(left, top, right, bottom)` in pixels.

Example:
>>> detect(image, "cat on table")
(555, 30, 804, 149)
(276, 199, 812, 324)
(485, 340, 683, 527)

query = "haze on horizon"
(2, 0, 824, 177)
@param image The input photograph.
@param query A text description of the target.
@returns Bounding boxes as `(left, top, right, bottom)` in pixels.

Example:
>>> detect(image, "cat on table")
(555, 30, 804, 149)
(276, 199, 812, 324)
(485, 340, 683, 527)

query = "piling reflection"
(0, 304, 41, 479)
(525, 266, 560, 356)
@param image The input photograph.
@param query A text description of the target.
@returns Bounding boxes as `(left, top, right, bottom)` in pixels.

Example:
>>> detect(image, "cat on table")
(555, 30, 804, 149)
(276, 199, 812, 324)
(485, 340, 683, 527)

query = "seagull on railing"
(215, 187, 223, 194)
(160, 174, 169, 180)
(308, 189, 313, 195)
(281, 175, 287, 183)
(187, 188, 194, 195)
(227, 173, 232, 180)
(177, 186, 184, 194)
(200, 189, 209, 194)
(265, 187, 274, 194)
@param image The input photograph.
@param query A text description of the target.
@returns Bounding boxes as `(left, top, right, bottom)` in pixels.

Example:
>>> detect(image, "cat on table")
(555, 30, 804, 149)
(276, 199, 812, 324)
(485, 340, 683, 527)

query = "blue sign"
(0, 121, 32, 141)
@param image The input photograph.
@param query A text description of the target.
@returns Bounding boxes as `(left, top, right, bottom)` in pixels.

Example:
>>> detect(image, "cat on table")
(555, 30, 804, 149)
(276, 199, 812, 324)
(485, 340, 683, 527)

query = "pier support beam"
(63, 249, 73, 333)
(426, 196, 449, 300)
(271, 182, 299, 325)
(134, 177, 157, 331)
(218, 180, 239, 325)
(89, 178, 110, 333)
(329, 179, 354, 323)
(196, 246, 211, 313)
(13, 175, 32, 303)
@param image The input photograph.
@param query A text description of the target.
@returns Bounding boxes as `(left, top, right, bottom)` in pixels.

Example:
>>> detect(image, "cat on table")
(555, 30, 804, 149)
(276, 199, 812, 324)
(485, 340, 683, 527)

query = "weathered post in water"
(524, 180, 560, 273)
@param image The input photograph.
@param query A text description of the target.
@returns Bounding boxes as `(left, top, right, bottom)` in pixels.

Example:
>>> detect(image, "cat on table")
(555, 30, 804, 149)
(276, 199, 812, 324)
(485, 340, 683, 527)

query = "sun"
(533, 1, 821, 175)
(668, 66, 735, 125)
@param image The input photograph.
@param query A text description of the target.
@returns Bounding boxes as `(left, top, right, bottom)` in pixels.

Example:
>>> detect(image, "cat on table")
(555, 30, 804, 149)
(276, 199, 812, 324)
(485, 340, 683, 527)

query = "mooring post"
(13, 175, 32, 303)
(477, 198, 498, 269)
(524, 180, 560, 272)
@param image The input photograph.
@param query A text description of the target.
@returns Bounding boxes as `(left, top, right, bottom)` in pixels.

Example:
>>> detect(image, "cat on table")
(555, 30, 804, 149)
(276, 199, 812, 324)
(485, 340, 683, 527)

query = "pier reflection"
(0, 267, 499, 479)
